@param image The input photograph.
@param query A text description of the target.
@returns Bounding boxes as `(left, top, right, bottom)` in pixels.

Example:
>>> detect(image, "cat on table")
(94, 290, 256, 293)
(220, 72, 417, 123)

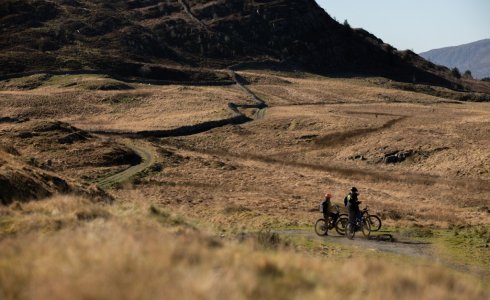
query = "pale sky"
(317, 0, 490, 53)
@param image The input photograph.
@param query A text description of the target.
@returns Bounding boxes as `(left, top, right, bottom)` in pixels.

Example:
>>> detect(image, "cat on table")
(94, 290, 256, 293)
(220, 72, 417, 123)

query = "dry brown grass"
(0, 196, 109, 237)
(1, 71, 490, 299)
(0, 75, 244, 132)
(140, 71, 490, 228)
(0, 195, 487, 300)
(0, 120, 140, 183)
(239, 71, 457, 106)
(2, 72, 489, 227)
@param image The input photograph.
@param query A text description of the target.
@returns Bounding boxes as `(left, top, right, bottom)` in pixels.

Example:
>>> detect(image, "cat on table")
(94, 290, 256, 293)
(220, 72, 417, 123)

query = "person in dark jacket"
(346, 187, 362, 227)
(321, 193, 335, 222)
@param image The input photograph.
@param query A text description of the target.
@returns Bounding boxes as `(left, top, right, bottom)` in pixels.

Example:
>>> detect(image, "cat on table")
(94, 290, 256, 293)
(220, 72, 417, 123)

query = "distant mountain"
(420, 39, 490, 79)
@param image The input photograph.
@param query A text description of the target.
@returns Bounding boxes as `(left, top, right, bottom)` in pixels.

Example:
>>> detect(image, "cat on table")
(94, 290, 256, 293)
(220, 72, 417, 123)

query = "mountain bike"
(334, 214, 348, 235)
(314, 205, 345, 236)
(346, 213, 371, 240)
(362, 206, 382, 232)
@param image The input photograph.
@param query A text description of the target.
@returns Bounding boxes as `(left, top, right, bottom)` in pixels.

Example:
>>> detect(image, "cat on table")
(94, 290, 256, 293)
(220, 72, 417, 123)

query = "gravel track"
(275, 229, 432, 258)
(97, 141, 156, 188)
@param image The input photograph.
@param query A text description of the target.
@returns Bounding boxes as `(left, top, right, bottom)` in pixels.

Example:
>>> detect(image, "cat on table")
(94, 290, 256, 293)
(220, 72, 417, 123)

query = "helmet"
(351, 187, 358, 193)
(325, 193, 332, 199)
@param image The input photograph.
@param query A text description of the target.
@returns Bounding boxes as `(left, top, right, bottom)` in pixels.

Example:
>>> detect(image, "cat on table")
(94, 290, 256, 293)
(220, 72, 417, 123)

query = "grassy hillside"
(0, 0, 482, 91)
(0, 195, 488, 300)
(1, 68, 489, 298)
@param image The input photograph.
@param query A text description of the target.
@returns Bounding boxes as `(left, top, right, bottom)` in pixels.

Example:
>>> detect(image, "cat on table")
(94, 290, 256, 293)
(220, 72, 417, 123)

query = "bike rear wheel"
(335, 216, 348, 235)
(368, 215, 382, 231)
(361, 218, 371, 237)
(314, 219, 328, 236)
(346, 222, 355, 240)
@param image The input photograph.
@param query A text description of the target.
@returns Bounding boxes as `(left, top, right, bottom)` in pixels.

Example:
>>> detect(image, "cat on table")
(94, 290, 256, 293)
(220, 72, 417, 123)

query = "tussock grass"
(0, 195, 488, 300)
(223, 204, 252, 214)
(0, 223, 486, 300)
(254, 230, 290, 250)
(149, 205, 194, 228)
(0, 196, 112, 237)
(401, 225, 435, 238)
(1, 71, 490, 299)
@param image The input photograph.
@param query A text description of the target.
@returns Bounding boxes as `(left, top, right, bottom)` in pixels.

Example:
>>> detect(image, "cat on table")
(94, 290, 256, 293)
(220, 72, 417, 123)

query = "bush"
(401, 226, 434, 238)
(451, 67, 461, 79)
(255, 230, 289, 250)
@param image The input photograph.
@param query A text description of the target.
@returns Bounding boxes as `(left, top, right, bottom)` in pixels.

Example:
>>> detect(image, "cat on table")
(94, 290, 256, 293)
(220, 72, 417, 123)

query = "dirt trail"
(275, 229, 431, 258)
(178, 0, 208, 30)
(227, 69, 268, 120)
(276, 229, 490, 278)
(228, 69, 268, 110)
(97, 141, 156, 188)
(94, 69, 269, 188)
(90, 70, 267, 139)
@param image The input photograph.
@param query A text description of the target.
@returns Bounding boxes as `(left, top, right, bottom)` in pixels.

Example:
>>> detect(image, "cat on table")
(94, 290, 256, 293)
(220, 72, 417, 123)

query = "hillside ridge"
(420, 39, 490, 79)
(0, 0, 482, 90)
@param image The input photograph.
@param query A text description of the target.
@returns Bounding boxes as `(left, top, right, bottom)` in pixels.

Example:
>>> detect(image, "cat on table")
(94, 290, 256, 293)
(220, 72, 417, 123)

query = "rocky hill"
(420, 39, 490, 79)
(0, 0, 477, 89)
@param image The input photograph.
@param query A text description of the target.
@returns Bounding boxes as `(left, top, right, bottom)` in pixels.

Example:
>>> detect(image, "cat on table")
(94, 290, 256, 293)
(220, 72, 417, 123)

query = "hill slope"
(420, 39, 490, 79)
(0, 0, 465, 88)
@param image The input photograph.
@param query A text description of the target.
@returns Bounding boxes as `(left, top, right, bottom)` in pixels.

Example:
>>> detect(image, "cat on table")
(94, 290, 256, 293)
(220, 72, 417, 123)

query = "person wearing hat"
(346, 187, 362, 227)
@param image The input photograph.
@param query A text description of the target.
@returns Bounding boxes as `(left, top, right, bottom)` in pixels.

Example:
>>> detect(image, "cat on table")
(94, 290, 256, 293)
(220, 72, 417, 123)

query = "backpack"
(344, 195, 348, 207)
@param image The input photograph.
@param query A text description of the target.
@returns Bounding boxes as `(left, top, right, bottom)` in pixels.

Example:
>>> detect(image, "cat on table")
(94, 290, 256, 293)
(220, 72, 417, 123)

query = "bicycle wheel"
(314, 219, 328, 236)
(335, 216, 348, 235)
(368, 215, 382, 231)
(346, 222, 355, 240)
(361, 218, 371, 238)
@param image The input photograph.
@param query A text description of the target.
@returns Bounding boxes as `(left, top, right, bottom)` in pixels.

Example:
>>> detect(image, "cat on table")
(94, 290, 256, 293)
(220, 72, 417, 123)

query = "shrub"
(255, 230, 289, 250)
(451, 67, 461, 79)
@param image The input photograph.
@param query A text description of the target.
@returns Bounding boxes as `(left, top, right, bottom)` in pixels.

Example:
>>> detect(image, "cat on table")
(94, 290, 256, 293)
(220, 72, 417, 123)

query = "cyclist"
(320, 193, 336, 234)
(345, 187, 362, 228)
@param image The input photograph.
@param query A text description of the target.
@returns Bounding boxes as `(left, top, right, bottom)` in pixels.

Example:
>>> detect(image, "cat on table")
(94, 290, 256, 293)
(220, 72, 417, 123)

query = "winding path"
(91, 69, 266, 139)
(94, 69, 268, 187)
(97, 141, 156, 188)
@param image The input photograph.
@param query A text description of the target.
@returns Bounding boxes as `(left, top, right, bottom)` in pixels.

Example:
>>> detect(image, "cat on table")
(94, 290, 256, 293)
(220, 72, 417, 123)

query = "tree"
(343, 19, 351, 29)
(463, 70, 473, 79)
(451, 67, 461, 79)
